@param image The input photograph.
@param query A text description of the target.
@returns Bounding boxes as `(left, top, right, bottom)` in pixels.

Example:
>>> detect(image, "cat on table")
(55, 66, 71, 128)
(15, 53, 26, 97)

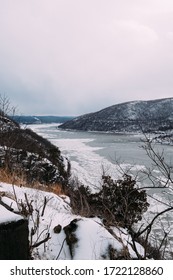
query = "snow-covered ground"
(0, 182, 145, 260)
(0, 204, 22, 224)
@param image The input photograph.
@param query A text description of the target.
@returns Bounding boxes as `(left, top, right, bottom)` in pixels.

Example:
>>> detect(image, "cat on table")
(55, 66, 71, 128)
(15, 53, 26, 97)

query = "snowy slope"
(0, 182, 145, 260)
(0, 205, 22, 224)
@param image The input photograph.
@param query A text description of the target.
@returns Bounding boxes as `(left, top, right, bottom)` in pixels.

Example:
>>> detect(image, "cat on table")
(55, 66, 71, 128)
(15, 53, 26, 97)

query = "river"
(27, 123, 173, 188)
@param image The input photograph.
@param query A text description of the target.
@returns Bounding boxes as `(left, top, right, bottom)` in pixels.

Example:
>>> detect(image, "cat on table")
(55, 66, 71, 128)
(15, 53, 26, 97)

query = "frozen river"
(28, 123, 173, 190)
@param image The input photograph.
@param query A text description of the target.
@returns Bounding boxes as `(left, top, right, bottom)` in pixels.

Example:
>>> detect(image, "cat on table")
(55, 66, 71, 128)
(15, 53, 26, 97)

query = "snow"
(0, 182, 145, 260)
(1, 196, 19, 212)
(0, 205, 22, 224)
(73, 218, 123, 260)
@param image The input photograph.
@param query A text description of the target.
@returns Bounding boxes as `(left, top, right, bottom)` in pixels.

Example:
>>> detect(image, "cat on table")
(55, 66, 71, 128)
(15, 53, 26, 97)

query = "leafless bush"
(11, 186, 52, 258)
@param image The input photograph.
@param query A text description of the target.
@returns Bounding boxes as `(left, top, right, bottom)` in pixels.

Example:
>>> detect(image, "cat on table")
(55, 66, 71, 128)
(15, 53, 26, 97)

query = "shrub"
(91, 174, 149, 228)
(70, 174, 149, 229)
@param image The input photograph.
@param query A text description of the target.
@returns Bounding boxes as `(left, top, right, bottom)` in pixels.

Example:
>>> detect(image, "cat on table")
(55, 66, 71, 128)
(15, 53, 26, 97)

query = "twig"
(0, 197, 14, 212)
(136, 207, 173, 238)
(12, 184, 21, 212)
(56, 238, 66, 260)
(41, 197, 48, 217)
(31, 233, 50, 249)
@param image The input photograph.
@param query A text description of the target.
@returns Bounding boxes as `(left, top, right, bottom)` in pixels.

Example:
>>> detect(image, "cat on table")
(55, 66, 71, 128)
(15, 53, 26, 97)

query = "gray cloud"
(1, 0, 173, 115)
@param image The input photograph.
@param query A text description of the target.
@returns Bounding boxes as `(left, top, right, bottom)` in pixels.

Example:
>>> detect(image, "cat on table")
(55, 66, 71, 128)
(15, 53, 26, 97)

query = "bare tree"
(0, 94, 19, 174)
(0, 94, 17, 117)
(128, 134, 173, 259)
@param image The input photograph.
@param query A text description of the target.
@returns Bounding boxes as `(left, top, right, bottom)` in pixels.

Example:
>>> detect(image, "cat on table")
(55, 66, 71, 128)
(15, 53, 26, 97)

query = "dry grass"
(0, 168, 17, 184)
(0, 167, 64, 196)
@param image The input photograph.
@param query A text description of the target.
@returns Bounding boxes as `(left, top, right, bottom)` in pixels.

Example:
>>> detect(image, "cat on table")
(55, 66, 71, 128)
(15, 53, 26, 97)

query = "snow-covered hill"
(59, 98, 173, 133)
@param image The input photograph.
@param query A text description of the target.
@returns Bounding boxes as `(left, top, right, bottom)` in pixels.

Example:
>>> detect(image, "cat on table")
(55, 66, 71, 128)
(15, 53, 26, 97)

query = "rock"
(0, 207, 29, 260)
(53, 224, 62, 234)
(63, 219, 79, 258)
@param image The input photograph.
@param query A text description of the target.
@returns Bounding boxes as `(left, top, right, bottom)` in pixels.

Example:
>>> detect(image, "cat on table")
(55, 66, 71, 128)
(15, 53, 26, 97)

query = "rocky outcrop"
(0, 146, 65, 185)
(0, 115, 70, 186)
(0, 204, 29, 260)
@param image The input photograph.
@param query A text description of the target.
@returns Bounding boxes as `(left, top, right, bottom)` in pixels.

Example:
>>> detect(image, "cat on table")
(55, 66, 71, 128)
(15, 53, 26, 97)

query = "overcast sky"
(1, 0, 173, 116)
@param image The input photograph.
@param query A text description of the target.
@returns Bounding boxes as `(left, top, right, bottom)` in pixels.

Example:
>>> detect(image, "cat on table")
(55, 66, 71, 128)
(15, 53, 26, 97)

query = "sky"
(1, 0, 173, 116)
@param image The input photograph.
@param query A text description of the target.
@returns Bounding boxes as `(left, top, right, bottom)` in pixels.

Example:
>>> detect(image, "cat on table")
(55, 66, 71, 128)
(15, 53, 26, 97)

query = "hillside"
(0, 181, 148, 260)
(0, 112, 69, 188)
(59, 98, 173, 133)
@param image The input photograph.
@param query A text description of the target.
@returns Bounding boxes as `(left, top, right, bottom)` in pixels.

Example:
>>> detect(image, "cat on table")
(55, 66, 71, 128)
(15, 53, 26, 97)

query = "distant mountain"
(12, 115, 74, 124)
(59, 98, 173, 133)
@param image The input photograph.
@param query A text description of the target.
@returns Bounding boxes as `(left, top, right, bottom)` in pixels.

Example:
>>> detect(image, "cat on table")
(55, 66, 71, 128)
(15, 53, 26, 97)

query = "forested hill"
(59, 98, 173, 133)
(12, 115, 74, 124)
(0, 112, 70, 187)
